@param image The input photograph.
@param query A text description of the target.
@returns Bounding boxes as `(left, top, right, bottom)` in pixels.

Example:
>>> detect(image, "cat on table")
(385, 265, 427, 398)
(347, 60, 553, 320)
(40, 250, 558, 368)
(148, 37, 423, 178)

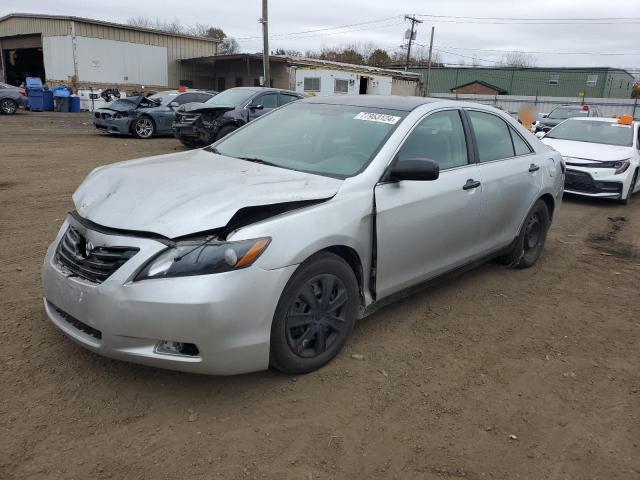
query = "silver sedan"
(42, 96, 564, 375)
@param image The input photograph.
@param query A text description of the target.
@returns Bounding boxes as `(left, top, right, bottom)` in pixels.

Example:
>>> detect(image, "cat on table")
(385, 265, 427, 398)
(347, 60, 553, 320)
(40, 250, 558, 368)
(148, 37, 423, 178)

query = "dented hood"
(73, 149, 343, 238)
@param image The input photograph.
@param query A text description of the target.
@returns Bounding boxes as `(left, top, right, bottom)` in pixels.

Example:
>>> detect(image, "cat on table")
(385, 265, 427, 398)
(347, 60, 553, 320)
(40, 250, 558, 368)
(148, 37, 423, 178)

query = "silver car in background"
(42, 96, 564, 375)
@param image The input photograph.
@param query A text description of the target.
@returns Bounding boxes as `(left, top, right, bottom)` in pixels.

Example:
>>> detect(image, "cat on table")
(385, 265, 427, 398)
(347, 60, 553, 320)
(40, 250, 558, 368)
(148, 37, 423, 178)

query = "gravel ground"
(1, 111, 639, 480)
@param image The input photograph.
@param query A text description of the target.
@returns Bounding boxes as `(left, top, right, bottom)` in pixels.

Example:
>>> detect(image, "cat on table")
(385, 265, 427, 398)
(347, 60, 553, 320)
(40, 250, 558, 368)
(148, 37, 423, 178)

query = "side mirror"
(249, 104, 264, 110)
(389, 159, 439, 182)
(169, 101, 179, 108)
(541, 114, 548, 118)
(535, 131, 546, 139)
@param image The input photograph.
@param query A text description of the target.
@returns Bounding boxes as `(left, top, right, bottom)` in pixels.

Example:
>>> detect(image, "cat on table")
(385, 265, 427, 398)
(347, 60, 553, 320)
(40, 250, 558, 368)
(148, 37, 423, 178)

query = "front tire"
(270, 252, 359, 374)
(215, 125, 237, 141)
(132, 116, 155, 138)
(0, 98, 18, 114)
(501, 200, 550, 269)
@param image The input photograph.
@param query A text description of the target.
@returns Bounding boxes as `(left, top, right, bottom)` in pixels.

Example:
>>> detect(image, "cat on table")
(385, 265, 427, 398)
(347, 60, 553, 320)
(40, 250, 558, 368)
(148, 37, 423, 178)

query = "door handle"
(529, 163, 540, 172)
(462, 179, 481, 190)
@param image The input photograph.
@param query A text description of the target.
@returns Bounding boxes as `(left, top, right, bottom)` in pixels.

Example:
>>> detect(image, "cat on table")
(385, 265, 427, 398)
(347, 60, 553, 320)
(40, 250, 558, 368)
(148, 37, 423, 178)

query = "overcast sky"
(3, 1, 639, 71)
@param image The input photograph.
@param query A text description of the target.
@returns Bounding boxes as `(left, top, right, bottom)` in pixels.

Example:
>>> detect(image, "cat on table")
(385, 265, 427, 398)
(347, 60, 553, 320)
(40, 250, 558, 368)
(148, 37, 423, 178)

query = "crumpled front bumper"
(93, 115, 133, 135)
(42, 215, 297, 375)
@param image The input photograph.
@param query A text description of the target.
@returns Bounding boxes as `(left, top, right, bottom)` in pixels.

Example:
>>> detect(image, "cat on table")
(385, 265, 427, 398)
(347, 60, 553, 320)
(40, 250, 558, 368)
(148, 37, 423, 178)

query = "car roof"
(302, 95, 441, 112)
(565, 117, 637, 124)
(223, 87, 301, 95)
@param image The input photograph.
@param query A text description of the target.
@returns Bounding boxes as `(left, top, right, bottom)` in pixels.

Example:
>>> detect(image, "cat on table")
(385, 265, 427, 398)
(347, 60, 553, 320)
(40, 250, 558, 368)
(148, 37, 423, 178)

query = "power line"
(236, 15, 402, 40)
(415, 14, 640, 25)
(430, 45, 640, 57)
(416, 14, 640, 21)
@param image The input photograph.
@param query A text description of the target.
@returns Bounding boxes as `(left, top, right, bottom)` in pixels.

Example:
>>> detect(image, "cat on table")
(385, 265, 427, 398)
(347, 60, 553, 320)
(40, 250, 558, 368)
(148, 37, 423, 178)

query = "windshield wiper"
(236, 156, 279, 167)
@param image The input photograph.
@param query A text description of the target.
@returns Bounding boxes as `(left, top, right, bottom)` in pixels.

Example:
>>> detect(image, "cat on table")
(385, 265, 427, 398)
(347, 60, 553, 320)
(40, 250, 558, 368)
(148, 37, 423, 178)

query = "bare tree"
(127, 16, 184, 34)
(498, 51, 537, 68)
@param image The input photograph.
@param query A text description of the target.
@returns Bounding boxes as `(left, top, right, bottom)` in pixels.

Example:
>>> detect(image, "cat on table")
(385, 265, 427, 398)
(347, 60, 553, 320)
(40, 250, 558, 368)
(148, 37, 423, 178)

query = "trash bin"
(55, 97, 70, 112)
(43, 90, 54, 111)
(26, 77, 44, 112)
(69, 96, 81, 113)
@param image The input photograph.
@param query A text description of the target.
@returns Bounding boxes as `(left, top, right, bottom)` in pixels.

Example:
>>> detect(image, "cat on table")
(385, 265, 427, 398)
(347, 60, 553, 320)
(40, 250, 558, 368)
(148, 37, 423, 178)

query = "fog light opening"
(155, 340, 200, 357)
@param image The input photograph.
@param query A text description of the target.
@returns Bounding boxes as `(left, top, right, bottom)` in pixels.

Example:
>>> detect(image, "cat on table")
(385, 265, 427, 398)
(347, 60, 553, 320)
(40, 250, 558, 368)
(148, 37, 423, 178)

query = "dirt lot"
(1, 111, 639, 480)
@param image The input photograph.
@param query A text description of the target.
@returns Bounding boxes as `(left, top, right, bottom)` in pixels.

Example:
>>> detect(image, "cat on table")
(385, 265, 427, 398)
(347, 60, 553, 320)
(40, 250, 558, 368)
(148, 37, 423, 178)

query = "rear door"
(374, 109, 483, 299)
(465, 109, 543, 253)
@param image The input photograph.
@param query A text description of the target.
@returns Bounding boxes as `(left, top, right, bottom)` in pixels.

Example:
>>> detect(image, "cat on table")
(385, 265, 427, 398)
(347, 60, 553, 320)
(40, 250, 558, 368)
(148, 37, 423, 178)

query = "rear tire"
(132, 116, 155, 139)
(270, 252, 359, 374)
(0, 98, 18, 114)
(500, 200, 550, 269)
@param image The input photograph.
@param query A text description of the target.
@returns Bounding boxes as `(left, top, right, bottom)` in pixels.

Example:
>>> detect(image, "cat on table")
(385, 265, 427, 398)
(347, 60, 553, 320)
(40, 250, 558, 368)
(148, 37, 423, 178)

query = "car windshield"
(148, 92, 179, 105)
(548, 107, 588, 120)
(206, 89, 259, 106)
(212, 102, 406, 178)
(546, 119, 633, 147)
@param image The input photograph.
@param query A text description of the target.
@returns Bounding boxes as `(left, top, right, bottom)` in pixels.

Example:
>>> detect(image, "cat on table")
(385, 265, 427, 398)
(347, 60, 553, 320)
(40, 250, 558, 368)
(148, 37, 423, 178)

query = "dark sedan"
(172, 87, 305, 148)
(0, 82, 27, 114)
(93, 90, 216, 138)
(535, 104, 602, 133)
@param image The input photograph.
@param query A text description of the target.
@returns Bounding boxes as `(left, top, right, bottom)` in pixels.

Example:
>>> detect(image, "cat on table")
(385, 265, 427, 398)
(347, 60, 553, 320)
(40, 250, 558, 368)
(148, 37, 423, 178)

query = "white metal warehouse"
(0, 13, 218, 89)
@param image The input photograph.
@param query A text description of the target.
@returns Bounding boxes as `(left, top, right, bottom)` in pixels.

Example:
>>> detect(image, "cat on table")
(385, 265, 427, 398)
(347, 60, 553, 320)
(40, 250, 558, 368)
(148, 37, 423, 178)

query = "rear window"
(546, 120, 633, 147)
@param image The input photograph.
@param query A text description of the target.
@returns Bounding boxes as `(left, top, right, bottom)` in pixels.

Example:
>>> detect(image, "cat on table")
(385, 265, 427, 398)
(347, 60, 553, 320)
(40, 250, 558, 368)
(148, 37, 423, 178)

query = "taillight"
(19, 88, 27, 96)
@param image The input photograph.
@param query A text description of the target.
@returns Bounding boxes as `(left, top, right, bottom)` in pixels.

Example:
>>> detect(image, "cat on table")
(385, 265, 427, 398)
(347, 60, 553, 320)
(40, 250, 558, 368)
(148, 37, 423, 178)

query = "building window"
(549, 74, 559, 86)
(217, 77, 226, 91)
(334, 79, 349, 94)
(235, 77, 243, 87)
(304, 77, 321, 92)
(586, 75, 598, 87)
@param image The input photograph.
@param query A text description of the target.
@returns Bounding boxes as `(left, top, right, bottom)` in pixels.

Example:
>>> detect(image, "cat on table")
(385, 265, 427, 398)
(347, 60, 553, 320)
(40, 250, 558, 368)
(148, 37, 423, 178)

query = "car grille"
(94, 112, 111, 119)
(565, 169, 596, 193)
(55, 227, 139, 284)
(49, 302, 102, 340)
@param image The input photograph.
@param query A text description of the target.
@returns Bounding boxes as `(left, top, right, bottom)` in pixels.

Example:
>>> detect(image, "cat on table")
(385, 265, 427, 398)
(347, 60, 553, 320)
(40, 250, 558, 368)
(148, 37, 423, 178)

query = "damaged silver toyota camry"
(43, 96, 564, 375)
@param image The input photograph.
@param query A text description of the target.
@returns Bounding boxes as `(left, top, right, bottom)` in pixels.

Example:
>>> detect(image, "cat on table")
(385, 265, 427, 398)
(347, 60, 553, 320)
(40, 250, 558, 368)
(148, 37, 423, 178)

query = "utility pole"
(259, 0, 270, 87)
(404, 14, 422, 71)
(425, 26, 435, 96)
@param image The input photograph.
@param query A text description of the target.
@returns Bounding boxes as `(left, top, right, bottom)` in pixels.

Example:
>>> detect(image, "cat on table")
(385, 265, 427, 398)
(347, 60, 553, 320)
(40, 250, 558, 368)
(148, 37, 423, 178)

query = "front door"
(375, 109, 482, 299)
(248, 92, 278, 121)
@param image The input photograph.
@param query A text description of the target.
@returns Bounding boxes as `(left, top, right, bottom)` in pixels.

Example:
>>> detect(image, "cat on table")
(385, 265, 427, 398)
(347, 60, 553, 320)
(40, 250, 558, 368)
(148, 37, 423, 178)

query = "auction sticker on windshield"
(354, 112, 401, 124)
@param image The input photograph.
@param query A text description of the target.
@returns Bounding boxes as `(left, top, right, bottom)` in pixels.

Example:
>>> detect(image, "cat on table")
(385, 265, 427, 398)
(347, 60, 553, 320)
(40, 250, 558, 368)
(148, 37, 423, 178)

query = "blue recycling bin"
(69, 96, 81, 112)
(43, 90, 54, 111)
(26, 76, 44, 111)
(55, 97, 70, 112)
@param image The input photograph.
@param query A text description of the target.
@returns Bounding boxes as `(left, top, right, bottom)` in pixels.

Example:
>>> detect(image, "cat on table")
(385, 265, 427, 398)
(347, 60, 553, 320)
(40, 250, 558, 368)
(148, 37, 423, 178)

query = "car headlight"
(135, 237, 270, 281)
(613, 159, 630, 174)
(113, 112, 128, 119)
(586, 159, 631, 174)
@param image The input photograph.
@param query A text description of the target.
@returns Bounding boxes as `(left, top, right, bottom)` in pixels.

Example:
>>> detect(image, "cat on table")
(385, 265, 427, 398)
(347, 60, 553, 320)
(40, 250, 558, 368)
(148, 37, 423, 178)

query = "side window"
(175, 93, 200, 104)
(397, 110, 469, 171)
(279, 93, 300, 106)
(193, 93, 213, 103)
(509, 127, 533, 156)
(468, 111, 515, 162)
(256, 93, 278, 109)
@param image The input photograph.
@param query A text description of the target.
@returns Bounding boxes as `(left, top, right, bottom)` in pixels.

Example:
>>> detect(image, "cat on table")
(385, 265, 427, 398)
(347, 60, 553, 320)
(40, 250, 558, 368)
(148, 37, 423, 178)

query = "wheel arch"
(539, 193, 555, 221)
(316, 245, 365, 307)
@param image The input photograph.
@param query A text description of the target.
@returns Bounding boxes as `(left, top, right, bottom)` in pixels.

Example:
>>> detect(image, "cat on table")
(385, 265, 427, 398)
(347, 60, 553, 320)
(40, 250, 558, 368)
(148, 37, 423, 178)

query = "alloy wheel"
(285, 274, 348, 358)
(135, 118, 154, 138)
(1, 99, 17, 114)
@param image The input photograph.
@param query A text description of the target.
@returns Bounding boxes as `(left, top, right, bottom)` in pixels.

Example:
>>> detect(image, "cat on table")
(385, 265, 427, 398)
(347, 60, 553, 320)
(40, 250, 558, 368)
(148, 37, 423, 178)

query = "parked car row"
(91, 86, 305, 145)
